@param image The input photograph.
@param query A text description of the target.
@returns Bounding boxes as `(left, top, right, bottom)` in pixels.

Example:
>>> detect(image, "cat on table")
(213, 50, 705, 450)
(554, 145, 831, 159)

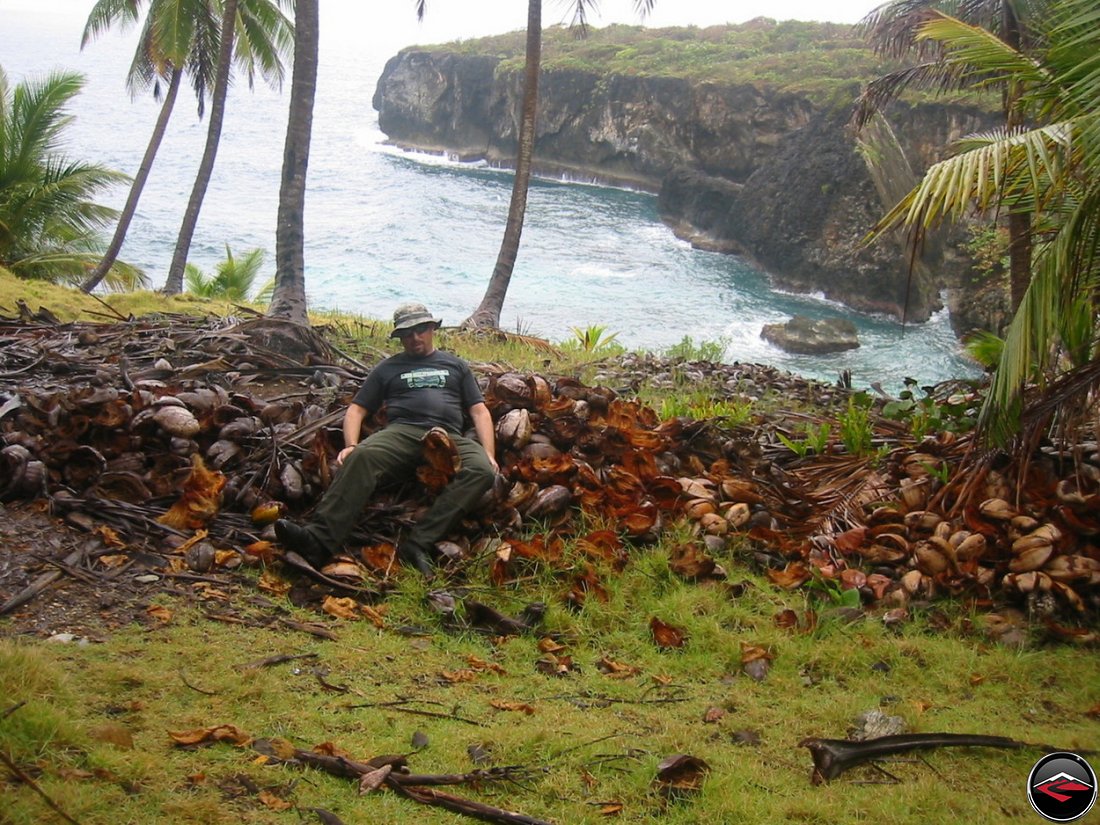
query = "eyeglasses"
(397, 322, 436, 338)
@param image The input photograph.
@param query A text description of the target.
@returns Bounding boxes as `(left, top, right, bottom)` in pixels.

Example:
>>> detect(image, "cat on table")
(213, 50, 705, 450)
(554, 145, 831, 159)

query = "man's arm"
(337, 402, 369, 465)
(468, 402, 498, 472)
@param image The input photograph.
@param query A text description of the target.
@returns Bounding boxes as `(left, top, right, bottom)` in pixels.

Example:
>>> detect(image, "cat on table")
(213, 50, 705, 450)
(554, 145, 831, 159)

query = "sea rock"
(760, 315, 859, 355)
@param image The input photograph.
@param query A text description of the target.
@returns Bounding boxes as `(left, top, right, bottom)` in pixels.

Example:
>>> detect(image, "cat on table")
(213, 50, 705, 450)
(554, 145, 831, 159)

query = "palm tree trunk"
(267, 0, 317, 326)
(82, 67, 182, 294)
(462, 0, 541, 330)
(1001, 0, 1032, 313)
(163, 0, 238, 294)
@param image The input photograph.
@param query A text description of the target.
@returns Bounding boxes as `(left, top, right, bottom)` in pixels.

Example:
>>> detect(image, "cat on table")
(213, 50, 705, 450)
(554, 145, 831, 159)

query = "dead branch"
(343, 699, 486, 727)
(387, 782, 553, 825)
(290, 748, 550, 825)
(2, 701, 28, 720)
(301, 808, 347, 825)
(0, 748, 83, 825)
(280, 551, 380, 597)
(0, 546, 86, 615)
(276, 618, 339, 641)
(178, 669, 218, 696)
(799, 733, 1094, 784)
(235, 652, 319, 671)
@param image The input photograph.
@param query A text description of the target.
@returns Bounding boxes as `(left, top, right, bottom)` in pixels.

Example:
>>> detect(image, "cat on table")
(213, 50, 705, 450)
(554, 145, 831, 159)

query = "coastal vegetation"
(0, 68, 145, 291)
(419, 18, 989, 109)
(184, 245, 270, 302)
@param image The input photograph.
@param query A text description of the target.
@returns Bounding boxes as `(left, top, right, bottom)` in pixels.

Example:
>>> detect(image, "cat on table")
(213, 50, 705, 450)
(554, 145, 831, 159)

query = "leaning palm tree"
(266, 0, 316, 325)
(864, 0, 1100, 444)
(461, 0, 654, 330)
(79, 0, 219, 293)
(162, 0, 293, 294)
(855, 0, 1054, 312)
(0, 67, 146, 290)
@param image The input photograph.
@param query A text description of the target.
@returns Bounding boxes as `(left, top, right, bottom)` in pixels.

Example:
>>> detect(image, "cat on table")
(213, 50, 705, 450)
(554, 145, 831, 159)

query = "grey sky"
(6, 0, 881, 52)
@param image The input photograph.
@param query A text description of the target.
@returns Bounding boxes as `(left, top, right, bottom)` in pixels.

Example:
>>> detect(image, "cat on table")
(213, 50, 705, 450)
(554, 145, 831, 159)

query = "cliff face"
(373, 48, 995, 324)
(374, 51, 814, 190)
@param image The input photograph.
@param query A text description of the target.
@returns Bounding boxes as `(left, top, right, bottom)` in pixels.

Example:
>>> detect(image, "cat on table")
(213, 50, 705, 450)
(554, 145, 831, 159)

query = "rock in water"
(760, 315, 859, 355)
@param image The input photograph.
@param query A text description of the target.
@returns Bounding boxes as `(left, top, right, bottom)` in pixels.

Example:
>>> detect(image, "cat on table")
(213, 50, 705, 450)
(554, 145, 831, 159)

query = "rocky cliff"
(373, 27, 999, 326)
(373, 51, 815, 190)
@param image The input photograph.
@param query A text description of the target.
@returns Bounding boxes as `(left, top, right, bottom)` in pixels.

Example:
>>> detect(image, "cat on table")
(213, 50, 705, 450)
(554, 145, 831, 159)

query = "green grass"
(3, 539, 1098, 824)
(2, 274, 1097, 823)
(413, 20, 999, 111)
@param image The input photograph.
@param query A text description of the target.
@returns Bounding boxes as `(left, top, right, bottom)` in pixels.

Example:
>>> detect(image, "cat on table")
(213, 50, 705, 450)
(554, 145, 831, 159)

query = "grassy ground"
(2, 274, 1098, 824)
(2, 550, 1098, 825)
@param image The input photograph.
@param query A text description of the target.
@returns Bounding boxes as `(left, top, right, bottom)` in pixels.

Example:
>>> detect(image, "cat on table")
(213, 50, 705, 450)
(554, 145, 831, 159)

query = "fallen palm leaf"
(490, 700, 536, 715)
(650, 617, 687, 649)
(535, 652, 575, 677)
(146, 604, 172, 624)
(467, 655, 506, 673)
(322, 596, 361, 620)
(158, 455, 225, 529)
(168, 724, 252, 747)
(440, 669, 478, 684)
(668, 542, 723, 580)
(596, 656, 640, 678)
(258, 789, 293, 811)
(537, 638, 566, 654)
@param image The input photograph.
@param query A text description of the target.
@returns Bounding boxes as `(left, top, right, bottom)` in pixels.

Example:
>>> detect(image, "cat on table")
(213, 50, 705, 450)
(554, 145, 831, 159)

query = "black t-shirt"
(352, 350, 484, 435)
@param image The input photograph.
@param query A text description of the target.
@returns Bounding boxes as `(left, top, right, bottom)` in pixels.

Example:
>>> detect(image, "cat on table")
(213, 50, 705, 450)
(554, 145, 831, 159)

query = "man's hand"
(338, 403, 369, 467)
(468, 402, 498, 474)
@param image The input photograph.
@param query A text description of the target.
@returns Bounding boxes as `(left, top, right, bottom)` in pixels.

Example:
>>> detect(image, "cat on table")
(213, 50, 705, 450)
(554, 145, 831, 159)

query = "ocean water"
(2, 6, 981, 392)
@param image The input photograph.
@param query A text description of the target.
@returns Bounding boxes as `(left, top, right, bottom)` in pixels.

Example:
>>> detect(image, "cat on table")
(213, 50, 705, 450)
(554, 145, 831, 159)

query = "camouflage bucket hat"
(390, 302, 442, 338)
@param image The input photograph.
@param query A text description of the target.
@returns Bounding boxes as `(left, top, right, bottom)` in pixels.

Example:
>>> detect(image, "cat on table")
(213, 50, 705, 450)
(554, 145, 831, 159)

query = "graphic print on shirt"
(400, 368, 449, 389)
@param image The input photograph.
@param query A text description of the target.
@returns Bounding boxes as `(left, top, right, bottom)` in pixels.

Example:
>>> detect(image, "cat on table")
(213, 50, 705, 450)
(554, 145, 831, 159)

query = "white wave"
(568, 263, 637, 279)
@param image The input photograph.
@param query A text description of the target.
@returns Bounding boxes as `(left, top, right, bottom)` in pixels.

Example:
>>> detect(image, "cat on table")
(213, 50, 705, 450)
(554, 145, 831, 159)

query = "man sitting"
(275, 302, 498, 576)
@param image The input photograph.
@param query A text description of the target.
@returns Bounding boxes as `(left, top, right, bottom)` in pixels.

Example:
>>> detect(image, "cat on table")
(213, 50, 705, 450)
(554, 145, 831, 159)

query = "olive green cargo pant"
(305, 423, 495, 554)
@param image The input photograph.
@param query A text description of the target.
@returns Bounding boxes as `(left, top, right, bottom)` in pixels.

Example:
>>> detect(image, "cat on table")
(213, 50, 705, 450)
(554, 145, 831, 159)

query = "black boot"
(274, 520, 332, 570)
(397, 541, 435, 578)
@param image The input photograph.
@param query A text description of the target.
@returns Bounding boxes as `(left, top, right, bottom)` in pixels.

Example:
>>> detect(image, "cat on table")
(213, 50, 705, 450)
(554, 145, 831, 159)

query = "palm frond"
(82, 0, 143, 48)
(853, 60, 972, 130)
(871, 121, 1075, 234)
(858, 0, 944, 59)
(978, 184, 1100, 442)
(918, 13, 1051, 90)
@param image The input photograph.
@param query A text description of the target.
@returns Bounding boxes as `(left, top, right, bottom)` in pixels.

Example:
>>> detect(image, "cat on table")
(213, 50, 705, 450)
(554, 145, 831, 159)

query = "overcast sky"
(4, 0, 883, 52)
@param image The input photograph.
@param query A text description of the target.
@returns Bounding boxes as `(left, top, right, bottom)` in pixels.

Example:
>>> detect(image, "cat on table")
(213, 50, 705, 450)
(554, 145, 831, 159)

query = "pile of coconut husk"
(1, 311, 1097, 625)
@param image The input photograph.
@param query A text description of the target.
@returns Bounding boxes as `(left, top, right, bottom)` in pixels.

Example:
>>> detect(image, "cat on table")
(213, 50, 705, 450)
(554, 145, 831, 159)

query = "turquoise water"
(3, 7, 980, 392)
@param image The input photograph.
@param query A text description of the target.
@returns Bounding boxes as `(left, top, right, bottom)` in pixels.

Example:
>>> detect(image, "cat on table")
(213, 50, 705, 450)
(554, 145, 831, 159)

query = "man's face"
(398, 323, 436, 356)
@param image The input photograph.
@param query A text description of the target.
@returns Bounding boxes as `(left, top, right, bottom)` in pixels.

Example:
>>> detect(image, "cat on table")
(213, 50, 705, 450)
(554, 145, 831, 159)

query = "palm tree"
(162, 0, 293, 294)
(864, 0, 1100, 443)
(855, 0, 1053, 313)
(0, 67, 146, 290)
(266, 0, 317, 325)
(79, 0, 213, 292)
(461, 0, 654, 330)
(460, 0, 543, 330)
